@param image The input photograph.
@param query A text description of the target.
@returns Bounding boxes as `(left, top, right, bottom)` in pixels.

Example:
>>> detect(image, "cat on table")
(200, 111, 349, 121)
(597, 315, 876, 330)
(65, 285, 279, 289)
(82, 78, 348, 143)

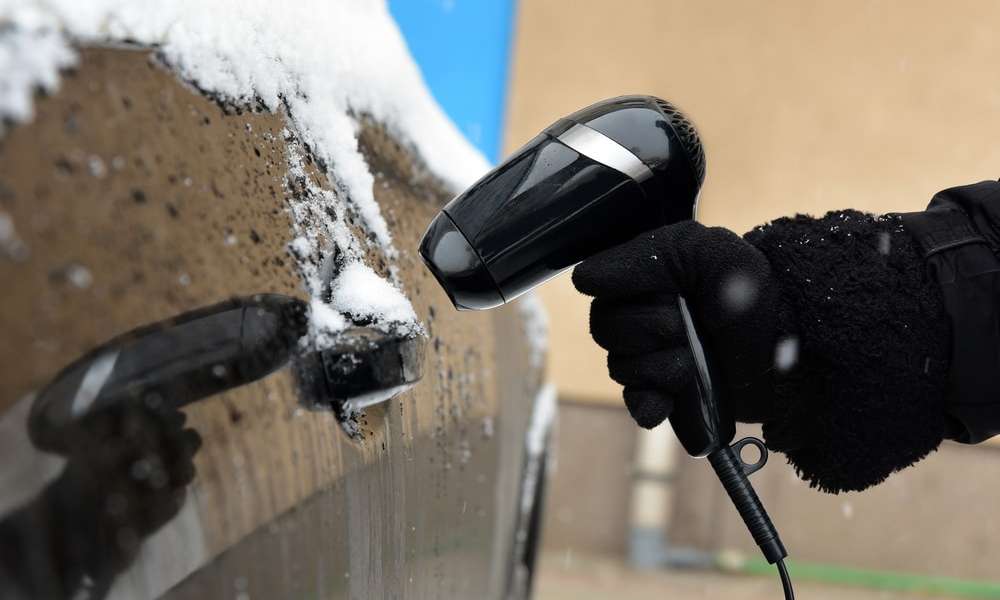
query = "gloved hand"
(572, 220, 779, 428)
(57, 404, 201, 583)
(0, 404, 201, 599)
(573, 212, 952, 493)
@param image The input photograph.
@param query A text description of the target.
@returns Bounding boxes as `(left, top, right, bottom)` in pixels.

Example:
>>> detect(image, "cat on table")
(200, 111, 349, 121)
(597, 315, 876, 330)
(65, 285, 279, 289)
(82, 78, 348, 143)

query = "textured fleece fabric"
(746, 211, 950, 493)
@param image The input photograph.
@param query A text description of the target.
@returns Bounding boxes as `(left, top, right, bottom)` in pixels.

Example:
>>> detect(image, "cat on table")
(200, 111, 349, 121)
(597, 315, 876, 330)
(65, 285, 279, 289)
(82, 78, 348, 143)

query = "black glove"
(55, 404, 202, 577)
(572, 220, 779, 428)
(573, 211, 951, 493)
(0, 404, 201, 599)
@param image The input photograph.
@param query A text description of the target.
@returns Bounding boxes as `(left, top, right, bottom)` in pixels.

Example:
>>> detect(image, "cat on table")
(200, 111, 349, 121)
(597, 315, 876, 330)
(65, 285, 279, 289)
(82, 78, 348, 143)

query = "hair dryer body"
(420, 95, 704, 310)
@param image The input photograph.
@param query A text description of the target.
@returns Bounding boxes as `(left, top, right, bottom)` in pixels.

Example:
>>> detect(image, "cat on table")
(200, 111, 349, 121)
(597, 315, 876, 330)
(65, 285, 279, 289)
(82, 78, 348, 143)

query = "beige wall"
(541, 403, 637, 557)
(505, 0, 1000, 404)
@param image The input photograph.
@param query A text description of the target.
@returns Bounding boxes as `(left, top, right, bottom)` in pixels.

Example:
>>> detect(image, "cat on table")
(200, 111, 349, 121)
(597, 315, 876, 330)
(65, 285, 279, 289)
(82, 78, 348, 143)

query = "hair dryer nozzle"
(419, 211, 504, 310)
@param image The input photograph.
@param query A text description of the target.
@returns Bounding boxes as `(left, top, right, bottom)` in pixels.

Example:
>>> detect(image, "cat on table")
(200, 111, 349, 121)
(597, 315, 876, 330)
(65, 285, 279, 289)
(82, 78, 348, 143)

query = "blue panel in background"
(388, 0, 518, 163)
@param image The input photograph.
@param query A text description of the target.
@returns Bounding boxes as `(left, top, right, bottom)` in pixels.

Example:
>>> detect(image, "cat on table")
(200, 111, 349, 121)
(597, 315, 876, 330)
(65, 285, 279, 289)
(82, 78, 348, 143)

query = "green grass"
(732, 556, 1000, 599)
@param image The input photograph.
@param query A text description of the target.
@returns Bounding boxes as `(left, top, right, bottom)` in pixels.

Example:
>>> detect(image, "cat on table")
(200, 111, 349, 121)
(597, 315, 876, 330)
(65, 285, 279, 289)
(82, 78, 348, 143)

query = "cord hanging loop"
(730, 436, 768, 476)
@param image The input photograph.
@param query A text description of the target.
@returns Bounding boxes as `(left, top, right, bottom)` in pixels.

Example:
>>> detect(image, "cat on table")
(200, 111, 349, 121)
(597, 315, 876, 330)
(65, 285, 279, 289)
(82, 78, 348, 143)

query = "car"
(0, 8, 552, 598)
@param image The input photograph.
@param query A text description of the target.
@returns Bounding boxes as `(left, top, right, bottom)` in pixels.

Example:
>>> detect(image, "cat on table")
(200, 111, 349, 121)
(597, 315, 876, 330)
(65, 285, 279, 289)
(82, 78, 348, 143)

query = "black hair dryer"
(419, 95, 792, 596)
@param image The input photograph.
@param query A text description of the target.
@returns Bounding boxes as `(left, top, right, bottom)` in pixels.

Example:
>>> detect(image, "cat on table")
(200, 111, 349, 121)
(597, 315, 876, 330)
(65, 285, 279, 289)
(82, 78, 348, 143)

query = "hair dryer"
(419, 95, 793, 597)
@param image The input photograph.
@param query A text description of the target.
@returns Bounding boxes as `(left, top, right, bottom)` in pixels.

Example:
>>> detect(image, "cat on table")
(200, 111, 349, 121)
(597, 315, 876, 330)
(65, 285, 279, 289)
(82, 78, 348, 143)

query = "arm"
(897, 180, 1000, 444)
(573, 180, 1000, 493)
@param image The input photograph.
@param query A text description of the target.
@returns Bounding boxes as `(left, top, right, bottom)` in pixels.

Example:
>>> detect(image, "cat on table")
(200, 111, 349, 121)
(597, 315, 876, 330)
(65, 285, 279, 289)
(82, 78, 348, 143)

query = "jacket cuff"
(745, 210, 950, 492)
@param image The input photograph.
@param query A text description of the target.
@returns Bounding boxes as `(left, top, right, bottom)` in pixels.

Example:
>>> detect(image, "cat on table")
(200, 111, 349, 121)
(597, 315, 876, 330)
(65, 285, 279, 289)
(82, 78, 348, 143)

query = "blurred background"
(392, 1, 1000, 598)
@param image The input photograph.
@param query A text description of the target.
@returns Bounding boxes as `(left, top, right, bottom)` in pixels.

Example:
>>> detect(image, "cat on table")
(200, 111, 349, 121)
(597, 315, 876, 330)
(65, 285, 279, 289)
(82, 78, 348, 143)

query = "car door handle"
(28, 294, 424, 452)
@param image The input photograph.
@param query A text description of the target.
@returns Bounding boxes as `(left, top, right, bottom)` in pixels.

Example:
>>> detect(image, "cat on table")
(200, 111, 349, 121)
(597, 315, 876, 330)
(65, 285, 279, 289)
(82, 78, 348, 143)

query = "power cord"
(777, 559, 795, 600)
(708, 438, 794, 600)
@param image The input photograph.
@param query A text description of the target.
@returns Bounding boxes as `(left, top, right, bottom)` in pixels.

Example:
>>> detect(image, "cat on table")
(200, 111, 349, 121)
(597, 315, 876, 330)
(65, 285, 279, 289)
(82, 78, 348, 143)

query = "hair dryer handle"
(671, 296, 789, 566)
(669, 296, 736, 457)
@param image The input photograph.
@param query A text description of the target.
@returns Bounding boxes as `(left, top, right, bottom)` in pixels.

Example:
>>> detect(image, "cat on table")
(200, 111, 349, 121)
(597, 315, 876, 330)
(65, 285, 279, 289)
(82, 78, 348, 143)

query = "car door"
(0, 44, 550, 600)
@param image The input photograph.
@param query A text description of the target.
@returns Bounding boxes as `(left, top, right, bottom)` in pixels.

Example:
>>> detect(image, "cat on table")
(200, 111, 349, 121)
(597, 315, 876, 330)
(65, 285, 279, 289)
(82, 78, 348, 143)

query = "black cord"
(707, 445, 787, 563)
(777, 559, 794, 600)
(707, 444, 794, 598)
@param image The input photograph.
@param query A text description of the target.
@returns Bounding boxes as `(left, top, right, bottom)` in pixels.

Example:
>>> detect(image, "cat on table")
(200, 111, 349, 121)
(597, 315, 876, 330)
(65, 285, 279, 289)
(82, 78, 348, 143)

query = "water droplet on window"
(774, 336, 799, 372)
(878, 231, 891, 255)
(721, 272, 758, 314)
(87, 155, 106, 178)
(67, 264, 93, 289)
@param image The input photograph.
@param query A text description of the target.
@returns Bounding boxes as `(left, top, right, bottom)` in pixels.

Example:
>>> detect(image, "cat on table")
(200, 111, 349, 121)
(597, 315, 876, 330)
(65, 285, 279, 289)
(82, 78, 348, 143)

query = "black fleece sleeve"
(746, 210, 951, 493)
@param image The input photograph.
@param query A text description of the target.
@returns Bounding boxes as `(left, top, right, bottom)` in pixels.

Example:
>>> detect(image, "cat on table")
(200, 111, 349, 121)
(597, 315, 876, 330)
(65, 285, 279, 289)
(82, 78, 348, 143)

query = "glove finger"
(572, 230, 681, 298)
(135, 489, 187, 536)
(163, 427, 202, 487)
(181, 428, 203, 455)
(120, 407, 165, 450)
(590, 294, 686, 354)
(160, 407, 187, 430)
(169, 456, 197, 488)
(607, 347, 694, 393)
(623, 387, 675, 429)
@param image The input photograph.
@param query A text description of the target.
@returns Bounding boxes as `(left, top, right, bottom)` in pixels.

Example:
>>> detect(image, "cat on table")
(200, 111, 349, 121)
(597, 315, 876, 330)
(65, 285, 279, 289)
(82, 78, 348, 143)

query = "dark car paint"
(0, 46, 548, 599)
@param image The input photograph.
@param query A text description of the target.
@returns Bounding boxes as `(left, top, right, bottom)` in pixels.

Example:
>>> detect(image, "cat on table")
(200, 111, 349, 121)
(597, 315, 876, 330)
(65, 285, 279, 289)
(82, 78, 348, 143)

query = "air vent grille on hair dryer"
(654, 98, 706, 186)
